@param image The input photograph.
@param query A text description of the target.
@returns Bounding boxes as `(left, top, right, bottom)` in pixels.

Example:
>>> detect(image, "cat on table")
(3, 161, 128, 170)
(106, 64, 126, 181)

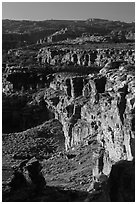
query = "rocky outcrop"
(3, 158, 46, 201)
(10, 157, 46, 191)
(44, 65, 135, 182)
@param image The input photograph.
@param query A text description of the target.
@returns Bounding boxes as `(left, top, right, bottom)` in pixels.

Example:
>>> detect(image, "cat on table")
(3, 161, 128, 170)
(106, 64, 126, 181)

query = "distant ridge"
(2, 18, 135, 50)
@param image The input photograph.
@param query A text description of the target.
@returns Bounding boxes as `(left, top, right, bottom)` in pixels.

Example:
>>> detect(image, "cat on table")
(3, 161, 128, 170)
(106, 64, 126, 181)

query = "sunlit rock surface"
(44, 65, 135, 179)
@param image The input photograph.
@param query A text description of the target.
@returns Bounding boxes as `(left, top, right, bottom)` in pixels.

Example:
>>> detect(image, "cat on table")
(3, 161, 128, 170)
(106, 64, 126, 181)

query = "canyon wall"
(3, 64, 135, 180)
(44, 66, 135, 178)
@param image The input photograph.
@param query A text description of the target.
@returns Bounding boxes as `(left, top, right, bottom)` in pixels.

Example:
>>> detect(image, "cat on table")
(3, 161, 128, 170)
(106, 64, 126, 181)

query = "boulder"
(5, 157, 46, 199)
(25, 157, 46, 192)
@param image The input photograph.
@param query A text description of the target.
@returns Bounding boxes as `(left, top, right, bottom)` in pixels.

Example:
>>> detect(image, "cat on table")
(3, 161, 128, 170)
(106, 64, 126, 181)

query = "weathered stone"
(8, 158, 46, 194)
(25, 157, 46, 192)
(43, 67, 135, 185)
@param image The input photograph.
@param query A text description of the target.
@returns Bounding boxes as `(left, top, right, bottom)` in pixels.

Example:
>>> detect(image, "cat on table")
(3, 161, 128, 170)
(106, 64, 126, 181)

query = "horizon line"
(2, 18, 135, 24)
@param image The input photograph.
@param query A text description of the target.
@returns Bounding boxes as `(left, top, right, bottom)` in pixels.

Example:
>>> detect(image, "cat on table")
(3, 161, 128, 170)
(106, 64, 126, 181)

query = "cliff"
(43, 65, 135, 180)
(2, 62, 135, 201)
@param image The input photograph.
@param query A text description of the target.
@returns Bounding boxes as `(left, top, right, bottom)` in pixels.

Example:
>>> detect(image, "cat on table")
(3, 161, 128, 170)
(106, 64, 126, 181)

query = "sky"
(2, 2, 135, 23)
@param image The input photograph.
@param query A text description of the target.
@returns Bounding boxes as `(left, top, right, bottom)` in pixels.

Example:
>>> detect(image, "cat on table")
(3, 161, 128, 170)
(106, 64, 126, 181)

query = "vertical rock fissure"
(117, 84, 128, 124)
(94, 76, 106, 93)
(66, 78, 72, 97)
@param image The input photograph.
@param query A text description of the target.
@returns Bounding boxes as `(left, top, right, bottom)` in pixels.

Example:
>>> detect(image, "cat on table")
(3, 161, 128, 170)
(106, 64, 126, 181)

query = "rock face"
(44, 65, 135, 181)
